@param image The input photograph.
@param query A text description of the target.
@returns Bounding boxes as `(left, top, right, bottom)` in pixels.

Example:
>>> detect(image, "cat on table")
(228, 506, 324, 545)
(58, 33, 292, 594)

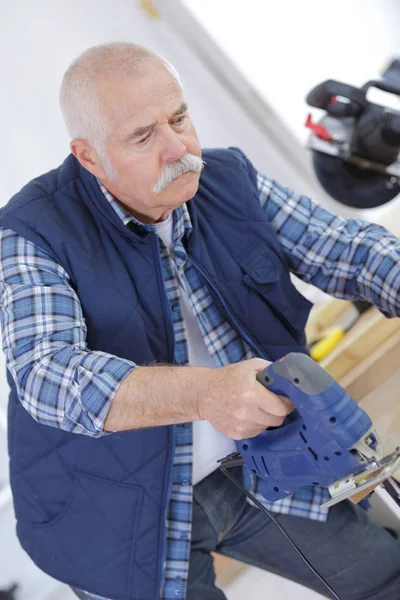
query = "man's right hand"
(198, 358, 295, 440)
(105, 358, 294, 435)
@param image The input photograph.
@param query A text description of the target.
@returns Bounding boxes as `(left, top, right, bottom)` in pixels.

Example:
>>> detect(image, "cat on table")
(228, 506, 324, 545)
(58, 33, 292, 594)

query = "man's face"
(94, 64, 202, 223)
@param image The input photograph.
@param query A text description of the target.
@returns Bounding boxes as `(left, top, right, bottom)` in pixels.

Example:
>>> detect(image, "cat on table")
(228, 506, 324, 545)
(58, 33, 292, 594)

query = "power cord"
(219, 461, 342, 600)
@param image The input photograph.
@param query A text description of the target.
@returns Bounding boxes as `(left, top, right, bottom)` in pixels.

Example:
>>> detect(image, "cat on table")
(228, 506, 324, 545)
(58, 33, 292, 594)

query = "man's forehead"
(98, 68, 185, 128)
(98, 64, 180, 104)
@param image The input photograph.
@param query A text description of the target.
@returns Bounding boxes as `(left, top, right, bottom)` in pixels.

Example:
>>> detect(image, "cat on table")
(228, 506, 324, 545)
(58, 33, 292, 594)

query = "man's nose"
(160, 130, 187, 164)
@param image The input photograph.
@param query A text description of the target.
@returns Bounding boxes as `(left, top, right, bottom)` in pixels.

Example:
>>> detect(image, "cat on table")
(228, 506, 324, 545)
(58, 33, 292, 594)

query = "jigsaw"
(220, 352, 400, 510)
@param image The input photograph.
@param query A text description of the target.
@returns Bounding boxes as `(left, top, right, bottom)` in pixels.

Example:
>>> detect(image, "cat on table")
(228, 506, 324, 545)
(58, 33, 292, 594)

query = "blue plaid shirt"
(1, 171, 400, 600)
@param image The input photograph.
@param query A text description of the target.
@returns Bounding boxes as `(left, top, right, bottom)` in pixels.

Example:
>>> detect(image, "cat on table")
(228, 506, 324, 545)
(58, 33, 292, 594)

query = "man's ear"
(70, 139, 107, 179)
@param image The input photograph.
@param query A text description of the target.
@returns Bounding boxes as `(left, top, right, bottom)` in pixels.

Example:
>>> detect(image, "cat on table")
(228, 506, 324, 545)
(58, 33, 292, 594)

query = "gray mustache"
(152, 153, 205, 194)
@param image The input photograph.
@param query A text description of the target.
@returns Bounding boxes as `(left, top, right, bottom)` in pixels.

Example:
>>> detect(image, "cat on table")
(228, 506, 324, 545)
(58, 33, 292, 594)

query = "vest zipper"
(158, 424, 176, 597)
(188, 256, 271, 361)
(153, 235, 176, 364)
(152, 235, 176, 597)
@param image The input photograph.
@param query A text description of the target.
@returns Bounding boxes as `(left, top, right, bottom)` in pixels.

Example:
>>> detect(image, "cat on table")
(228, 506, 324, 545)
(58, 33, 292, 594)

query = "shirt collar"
(97, 179, 193, 242)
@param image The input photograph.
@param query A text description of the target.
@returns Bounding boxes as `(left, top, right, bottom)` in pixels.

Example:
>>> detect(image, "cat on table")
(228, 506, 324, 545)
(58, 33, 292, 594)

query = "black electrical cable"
(219, 464, 342, 600)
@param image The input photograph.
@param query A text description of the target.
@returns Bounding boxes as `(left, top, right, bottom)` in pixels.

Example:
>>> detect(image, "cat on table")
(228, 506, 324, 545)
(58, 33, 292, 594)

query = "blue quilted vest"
(0, 148, 312, 599)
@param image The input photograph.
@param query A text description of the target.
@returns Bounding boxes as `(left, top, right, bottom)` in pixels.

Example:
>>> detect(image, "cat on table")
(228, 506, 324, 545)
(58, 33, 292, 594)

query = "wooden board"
(319, 308, 400, 380)
(339, 329, 400, 401)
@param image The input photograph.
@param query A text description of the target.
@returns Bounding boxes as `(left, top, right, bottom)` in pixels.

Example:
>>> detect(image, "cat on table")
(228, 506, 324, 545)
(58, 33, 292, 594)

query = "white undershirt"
(154, 215, 236, 485)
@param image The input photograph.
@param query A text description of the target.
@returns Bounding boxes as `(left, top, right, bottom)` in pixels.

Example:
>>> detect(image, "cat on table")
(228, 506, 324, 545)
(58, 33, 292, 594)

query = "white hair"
(59, 41, 182, 177)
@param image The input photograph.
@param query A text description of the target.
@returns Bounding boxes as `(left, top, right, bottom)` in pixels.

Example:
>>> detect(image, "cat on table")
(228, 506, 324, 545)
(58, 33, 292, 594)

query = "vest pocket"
(28, 471, 144, 598)
(238, 243, 312, 339)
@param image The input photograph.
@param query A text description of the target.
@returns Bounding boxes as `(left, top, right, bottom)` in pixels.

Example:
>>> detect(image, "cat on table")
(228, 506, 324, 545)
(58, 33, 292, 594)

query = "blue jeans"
(73, 466, 400, 600)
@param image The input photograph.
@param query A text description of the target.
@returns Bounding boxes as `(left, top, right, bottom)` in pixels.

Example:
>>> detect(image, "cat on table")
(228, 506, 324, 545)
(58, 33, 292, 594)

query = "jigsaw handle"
(235, 353, 373, 502)
(257, 352, 333, 396)
(255, 353, 371, 450)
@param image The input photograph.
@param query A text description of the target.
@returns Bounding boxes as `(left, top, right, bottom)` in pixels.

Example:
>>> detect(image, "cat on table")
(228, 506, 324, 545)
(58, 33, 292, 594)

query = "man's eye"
(137, 133, 151, 145)
(173, 115, 186, 125)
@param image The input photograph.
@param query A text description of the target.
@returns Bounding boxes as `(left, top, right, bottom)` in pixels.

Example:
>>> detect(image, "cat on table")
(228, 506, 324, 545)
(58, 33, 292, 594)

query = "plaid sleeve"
(0, 228, 136, 437)
(257, 172, 400, 317)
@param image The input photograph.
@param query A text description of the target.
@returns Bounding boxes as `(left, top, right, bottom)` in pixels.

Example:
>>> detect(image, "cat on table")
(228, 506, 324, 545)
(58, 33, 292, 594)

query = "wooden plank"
(339, 329, 400, 401)
(320, 308, 400, 380)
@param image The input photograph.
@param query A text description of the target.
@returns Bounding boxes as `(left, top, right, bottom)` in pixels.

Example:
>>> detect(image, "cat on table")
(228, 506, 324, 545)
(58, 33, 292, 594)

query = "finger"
(236, 414, 286, 440)
(234, 424, 267, 440)
(278, 394, 295, 413)
(257, 389, 294, 417)
(249, 407, 286, 429)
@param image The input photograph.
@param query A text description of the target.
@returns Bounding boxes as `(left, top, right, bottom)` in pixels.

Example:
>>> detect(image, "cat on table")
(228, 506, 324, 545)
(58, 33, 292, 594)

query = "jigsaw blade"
(321, 447, 400, 508)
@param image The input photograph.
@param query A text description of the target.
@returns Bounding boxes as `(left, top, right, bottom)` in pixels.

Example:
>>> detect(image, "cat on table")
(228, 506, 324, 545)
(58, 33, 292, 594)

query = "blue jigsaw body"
(236, 353, 373, 502)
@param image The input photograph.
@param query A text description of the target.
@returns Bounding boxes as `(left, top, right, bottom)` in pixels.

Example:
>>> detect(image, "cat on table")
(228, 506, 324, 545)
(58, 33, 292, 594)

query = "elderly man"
(1, 41, 400, 600)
